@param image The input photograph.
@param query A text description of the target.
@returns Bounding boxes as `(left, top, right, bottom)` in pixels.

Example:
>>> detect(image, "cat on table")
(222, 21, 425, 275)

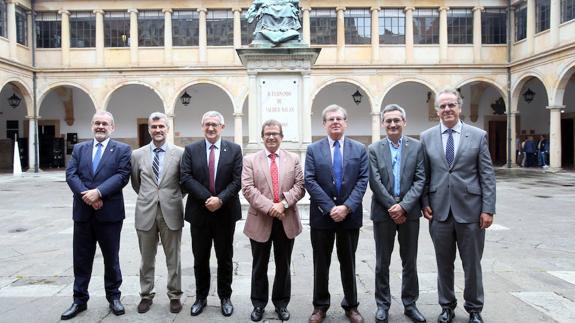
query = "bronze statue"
(246, 0, 302, 46)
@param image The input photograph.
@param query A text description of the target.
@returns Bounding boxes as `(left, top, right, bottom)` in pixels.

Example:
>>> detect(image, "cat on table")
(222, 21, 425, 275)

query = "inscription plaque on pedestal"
(259, 75, 300, 142)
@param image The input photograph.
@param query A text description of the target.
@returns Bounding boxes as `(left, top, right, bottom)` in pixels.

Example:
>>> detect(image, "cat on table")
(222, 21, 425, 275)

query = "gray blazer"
(420, 123, 496, 223)
(368, 136, 425, 222)
(131, 143, 185, 231)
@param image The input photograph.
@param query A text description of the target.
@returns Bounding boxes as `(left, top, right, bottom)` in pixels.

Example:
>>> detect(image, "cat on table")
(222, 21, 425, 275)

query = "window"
(562, 0, 575, 22)
(310, 8, 336, 44)
(104, 11, 130, 47)
(70, 11, 95, 48)
(447, 8, 473, 44)
(515, 3, 527, 41)
(344, 8, 370, 44)
(16, 6, 27, 45)
(172, 10, 199, 46)
(138, 10, 163, 47)
(413, 8, 439, 44)
(35, 12, 61, 48)
(0, 0, 6, 38)
(241, 9, 256, 45)
(379, 8, 405, 44)
(206, 9, 233, 46)
(536, 0, 551, 32)
(482, 8, 507, 44)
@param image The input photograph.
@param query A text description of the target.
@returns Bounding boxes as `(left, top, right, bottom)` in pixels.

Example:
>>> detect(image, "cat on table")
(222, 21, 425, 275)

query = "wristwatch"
(281, 200, 289, 209)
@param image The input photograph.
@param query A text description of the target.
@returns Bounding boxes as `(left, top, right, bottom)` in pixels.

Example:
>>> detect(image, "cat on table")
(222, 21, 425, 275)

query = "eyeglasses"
(203, 122, 221, 128)
(438, 102, 459, 110)
(93, 121, 111, 127)
(325, 117, 346, 123)
(383, 118, 403, 124)
(263, 132, 281, 138)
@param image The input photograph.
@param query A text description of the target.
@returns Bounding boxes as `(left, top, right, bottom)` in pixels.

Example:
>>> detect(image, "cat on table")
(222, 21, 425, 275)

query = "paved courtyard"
(0, 168, 574, 323)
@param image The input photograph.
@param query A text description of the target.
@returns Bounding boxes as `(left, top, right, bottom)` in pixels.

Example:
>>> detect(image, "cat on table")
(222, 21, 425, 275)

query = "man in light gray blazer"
(131, 112, 185, 314)
(369, 104, 426, 323)
(420, 89, 496, 323)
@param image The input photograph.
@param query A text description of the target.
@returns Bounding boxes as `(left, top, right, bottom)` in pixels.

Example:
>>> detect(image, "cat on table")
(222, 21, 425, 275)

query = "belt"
(393, 196, 401, 203)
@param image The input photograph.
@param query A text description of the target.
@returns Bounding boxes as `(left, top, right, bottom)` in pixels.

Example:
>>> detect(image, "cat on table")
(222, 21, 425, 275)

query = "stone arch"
(103, 80, 167, 112)
(1, 78, 33, 116)
(173, 79, 236, 113)
(553, 58, 575, 107)
(312, 78, 374, 110)
(456, 77, 507, 107)
(379, 77, 438, 110)
(511, 72, 549, 112)
(37, 81, 97, 115)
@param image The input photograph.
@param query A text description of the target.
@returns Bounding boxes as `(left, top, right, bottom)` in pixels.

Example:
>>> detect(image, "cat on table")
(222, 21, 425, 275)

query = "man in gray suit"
(368, 104, 426, 323)
(131, 112, 185, 314)
(420, 89, 496, 323)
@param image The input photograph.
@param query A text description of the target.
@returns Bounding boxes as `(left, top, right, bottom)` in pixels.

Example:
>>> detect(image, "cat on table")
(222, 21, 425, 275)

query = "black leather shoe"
(469, 312, 483, 323)
(221, 298, 233, 316)
(109, 299, 125, 316)
(437, 308, 455, 323)
(404, 305, 426, 322)
(61, 303, 87, 320)
(276, 307, 290, 321)
(251, 306, 264, 321)
(190, 298, 207, 316)
(375, 307, 389, 323)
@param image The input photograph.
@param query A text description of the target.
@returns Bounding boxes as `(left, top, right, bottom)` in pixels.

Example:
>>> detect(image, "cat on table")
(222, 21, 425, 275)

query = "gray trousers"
(137, 207, 182, 300)
(429, 213, 485, 313)
(373, 219, 420, 310)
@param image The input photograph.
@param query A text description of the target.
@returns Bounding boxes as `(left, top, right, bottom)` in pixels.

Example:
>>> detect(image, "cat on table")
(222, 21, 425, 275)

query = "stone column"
(234, 112, 243, 146)
(26, 116, 38, 170)
(370, 7, 380, 63)
(547, 105, 563, 168)
(163, 8, 173, 65)
(166, 112, 175, 145)
(59, 10, 71, 66)
(248, 73, 258, 144)
(302, 72, 312, 144)
(198, 8, 207, 63)
(507, 111, 518, 166)
(233, 8, 241, 64)
(371, 111, 380, 143)
(473, 6, 483, 63)
(439, 6, 449, 62)
(128, 9, 139, 65)
(336, 6, 345, 62)
(302, 6, 311, 44)
(7, 0, 16, 59)
(404, 7, 414, 64)
(550, 0, 560, 47)
(94, 9, 104, 66)
(527, 0, 535, 54)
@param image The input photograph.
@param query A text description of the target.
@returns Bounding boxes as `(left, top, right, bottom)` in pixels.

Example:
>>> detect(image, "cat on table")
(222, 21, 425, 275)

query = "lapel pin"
(224, 148, 227, 152)
(110, 148, 114, 152)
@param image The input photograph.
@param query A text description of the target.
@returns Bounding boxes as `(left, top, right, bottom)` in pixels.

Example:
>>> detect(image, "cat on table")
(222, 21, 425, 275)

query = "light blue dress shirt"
(388, 137, 402, 197)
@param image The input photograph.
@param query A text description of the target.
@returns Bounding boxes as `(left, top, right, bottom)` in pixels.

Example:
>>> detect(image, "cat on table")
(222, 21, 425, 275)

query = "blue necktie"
(92, 143, 103, 173)
(333, 140, 343, 195)
(153, 147, 162, 182)
(446, 129, 454, 167)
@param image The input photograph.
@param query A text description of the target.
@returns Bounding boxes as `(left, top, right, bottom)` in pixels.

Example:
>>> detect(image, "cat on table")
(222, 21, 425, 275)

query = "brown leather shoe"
(137, 299, 153, 313)
(308, 308, 327, 323)
(345, 308, 365, 323)
(170, 299, 182, 313)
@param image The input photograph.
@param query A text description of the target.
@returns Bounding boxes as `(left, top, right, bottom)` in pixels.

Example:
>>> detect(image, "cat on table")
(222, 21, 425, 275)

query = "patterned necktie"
(153, 147, 162, 183)
(92, 143, 102, 173)
(446, 128, 454, 167)
(333, 140, 343, 195)
(209, 144, 216, 194)
(270, 153, 280, 203)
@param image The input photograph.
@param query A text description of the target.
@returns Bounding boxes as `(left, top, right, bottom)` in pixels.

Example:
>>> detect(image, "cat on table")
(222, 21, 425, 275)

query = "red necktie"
(209, 144, 216, 194)
(270, 153, 280, 203)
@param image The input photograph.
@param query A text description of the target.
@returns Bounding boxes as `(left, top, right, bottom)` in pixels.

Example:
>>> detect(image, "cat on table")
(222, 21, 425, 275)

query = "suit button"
(333, 197, 337, 201)
(449, 170, 452, 174)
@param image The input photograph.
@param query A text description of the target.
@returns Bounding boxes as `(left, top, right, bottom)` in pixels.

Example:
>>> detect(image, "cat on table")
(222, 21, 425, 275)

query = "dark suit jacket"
(180, 139, 243, 227)
(304, 137, 368, 230)
(368, 136, 425, 222)
(66, 139, 132, 223)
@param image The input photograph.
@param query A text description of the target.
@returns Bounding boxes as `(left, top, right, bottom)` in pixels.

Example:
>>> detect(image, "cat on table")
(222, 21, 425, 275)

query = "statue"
(246, 0, 302, 46)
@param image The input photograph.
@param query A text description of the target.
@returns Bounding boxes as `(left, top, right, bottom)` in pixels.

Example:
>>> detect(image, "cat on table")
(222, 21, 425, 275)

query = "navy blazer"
(304, 137, 369, 230)
(180, 139, 243, 227)
(66, 139, 132, 223)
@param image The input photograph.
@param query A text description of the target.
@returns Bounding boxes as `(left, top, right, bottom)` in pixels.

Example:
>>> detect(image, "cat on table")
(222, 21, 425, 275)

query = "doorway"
(138, 119, 151, 147)
(488, 120, 507, 166)
(562, 118, 574, 168)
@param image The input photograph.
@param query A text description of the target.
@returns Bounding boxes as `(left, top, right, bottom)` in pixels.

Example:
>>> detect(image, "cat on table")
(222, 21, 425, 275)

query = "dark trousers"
(190, 219, 236, 299)
(373, 219, 420, 310)
(73, 219, 123, 304)
(250, 218, 294, 308)
(310, 228, 359, 311)
(429, 212, 485, 313)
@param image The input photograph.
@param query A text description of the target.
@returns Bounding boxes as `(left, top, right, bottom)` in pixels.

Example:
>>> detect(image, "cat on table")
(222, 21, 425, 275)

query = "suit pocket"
(466, 185, 481, 195)
(428, 186, 438, 193)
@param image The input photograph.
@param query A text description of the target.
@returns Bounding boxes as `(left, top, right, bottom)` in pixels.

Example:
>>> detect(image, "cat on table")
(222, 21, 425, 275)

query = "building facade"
(0, 0, 574, 171)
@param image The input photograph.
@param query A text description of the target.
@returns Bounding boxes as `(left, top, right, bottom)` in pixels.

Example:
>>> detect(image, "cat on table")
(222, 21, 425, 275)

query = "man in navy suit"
(62, 111, 131, 320)
(305, 105, 369, 323)
(180, 111, 243, 317)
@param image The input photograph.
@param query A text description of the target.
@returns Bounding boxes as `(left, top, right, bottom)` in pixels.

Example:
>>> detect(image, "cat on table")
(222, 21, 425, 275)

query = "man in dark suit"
(305, 104, 368, 323)
(180, 110, 243, 317)
(368, 104, 426, 323)
(421, 88, 496, 323)
(62, 111, 131, 320)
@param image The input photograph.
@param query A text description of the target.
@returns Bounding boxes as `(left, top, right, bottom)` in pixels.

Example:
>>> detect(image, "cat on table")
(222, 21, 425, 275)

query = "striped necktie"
(153, 147, 162, 182)
(445, 128, 454, 167)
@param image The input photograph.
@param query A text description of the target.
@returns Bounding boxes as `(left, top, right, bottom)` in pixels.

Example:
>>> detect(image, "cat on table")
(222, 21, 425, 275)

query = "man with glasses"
(368, 104, 426, 323)
(305, 105, 369, 323)
(180, 111, 243, 317)
(241, 119, 305, 322)
(420, 89, 496, 323)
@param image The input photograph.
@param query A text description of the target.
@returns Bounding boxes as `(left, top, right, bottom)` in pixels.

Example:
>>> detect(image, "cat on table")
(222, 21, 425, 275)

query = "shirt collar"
(440, 120, 463, 134)
(93, 137, 110, 148)
(387, 136, 403, 148)
(265, 148, 280, 158)
(151, 141, 168, 152)
(327, 135, 345, 148)
(205, 138, 221, 149)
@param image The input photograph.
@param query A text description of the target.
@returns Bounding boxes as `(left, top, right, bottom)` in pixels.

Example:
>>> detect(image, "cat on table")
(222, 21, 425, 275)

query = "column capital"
(127, 8, 138, 14)
(93, 9, 104, 15)
(58, 9, 70, 16)
(5, 0, 17, 4)
(336, 6, 346, 12)
(439, 6, 450, 12)
(371, 111, 380, 117)
(370, 7, 380, 13)
(301, 6, 311, 12)
(473, 6, 484, 12)
(404, 7, 415, 13)
(546, 105, 566, 110)
(197, 8, 207, 14)
(233, 112, 244, 117)
(162, 8, 173, 14)
(232, 7, 242, 13)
